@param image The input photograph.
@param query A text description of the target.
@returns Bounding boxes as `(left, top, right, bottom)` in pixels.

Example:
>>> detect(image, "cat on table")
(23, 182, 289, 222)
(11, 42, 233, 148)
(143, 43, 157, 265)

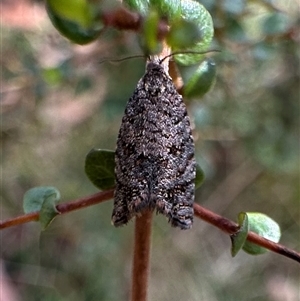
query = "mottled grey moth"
(112, 57, 196, 229)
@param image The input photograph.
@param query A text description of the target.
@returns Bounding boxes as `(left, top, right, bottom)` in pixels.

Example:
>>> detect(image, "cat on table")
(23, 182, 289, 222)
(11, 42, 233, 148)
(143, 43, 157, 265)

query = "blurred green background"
(1, 0, 299, 300)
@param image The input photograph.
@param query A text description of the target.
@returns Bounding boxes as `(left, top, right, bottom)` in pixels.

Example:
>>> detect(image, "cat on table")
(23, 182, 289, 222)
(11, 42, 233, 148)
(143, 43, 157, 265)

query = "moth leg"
(155, 191, 172, 216)
(170, 202, 194, 230)
(111, 184, 131, 227)
(127, 191, 155, 215)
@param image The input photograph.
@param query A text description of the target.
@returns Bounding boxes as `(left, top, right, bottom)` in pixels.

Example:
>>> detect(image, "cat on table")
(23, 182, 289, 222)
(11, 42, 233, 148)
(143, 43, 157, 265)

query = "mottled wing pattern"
(112, 61, 196, 229)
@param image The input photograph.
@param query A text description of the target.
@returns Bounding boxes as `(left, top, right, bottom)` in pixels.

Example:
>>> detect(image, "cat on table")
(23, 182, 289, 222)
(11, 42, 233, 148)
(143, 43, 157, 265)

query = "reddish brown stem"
(0, 189, 114, 230)
(0, 212, 40, 229)
(193, 203, 238, 233)
(1, 192, 299, 264)
(193, 203, 300, 263)
(131, 211, 153, 301)
(101, 7, 169, 37)
(57, 189, 114, 213)
(102, 6, 142, 30)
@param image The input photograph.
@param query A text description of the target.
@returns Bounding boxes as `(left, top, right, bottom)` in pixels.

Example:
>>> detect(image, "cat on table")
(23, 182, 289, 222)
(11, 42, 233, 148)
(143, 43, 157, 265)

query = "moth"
(112, 57, 196, 229)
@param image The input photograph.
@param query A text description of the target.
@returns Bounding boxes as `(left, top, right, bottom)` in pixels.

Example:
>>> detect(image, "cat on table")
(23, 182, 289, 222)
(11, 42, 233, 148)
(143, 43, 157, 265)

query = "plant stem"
(1, 192, 300, 264)
(0, 190, 114, 230)
(101, 6, 169, 37)
(131, 210, 153, 301)
(193, 203, 300, 263)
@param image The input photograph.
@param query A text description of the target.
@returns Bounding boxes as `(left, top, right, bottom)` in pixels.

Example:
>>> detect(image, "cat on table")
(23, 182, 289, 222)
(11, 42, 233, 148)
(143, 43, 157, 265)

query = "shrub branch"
(193, 203, 300, 263)
(131, 211, 152, 301)
(1, 190, 299, 264)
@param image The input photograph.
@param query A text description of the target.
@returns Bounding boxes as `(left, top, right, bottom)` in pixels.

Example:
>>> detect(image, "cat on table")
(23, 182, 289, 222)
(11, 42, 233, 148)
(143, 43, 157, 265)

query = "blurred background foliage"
(1, 0, 299, 300)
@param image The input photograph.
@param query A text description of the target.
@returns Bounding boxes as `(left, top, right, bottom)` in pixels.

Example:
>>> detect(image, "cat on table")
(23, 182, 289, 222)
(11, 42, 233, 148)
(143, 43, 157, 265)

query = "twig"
(101, 6, 169, 38)
(193, 203, 300, 263)
(102, 6, 142, 30)
(1, 191, 299, 264)
(0, 190, 114, 230)
(131, 211, 153, 301)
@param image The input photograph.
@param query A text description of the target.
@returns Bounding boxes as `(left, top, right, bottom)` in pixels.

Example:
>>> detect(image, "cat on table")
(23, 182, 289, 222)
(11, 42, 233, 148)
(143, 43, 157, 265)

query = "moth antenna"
(99, 54, 146, 65)
(159, 49, 221, 64)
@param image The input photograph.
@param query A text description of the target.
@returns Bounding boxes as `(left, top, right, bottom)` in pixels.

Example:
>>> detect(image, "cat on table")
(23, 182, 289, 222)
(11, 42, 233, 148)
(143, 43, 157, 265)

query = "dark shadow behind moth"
(112, 57, 196, 230)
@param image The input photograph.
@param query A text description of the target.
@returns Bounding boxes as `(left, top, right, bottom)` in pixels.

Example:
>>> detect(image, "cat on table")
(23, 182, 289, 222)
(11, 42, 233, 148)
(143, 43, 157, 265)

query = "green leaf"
(124, 0, 181, 18)
(125, 0, 213, 63)
(46, 1, 103, 45)
(141, 9, 163, 54)
(150, 0, 181, 19)
(242, 212, 281, 255)
(230, 212, 249, 257)
(85, 149, 203, 192)
(166, 19, 202, 49)
(180, 58, 217, 99)
(23, 186, 60, 213)
(173, 0, 214, 66)
(85, 149, 116, 190)
(124, 0, 150, 15)
(39, 193, 60, 229)
(47, 0, 94, 28)
(23, 187, 61, 229)
(195, 163, 205, 189)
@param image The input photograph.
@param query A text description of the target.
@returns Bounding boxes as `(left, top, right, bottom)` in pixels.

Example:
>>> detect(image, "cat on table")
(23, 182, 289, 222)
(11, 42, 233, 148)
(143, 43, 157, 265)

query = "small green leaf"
(195, 163, 205, 189)
(46, 1, 103, 45)
(124, 0, 150, 15)
(167, 19, 202, 49)
(125, 0, 213, 63)
(23, 187, 60, 213)
(242, 212, 281, 255)
(85, 149, 203, 192)
(140, 9, 163, 54)
(230, 212, 249, 257)
(124, 0, 181, 18)
(173, 0, 214, 66)
(180, 58, 217, 99)
(39, 193, 60, 229)
(47, 0, 94, 28)
(23, 187, 61, 229)
(150, 0, 181, 19)
(85, 149, 116, 190)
